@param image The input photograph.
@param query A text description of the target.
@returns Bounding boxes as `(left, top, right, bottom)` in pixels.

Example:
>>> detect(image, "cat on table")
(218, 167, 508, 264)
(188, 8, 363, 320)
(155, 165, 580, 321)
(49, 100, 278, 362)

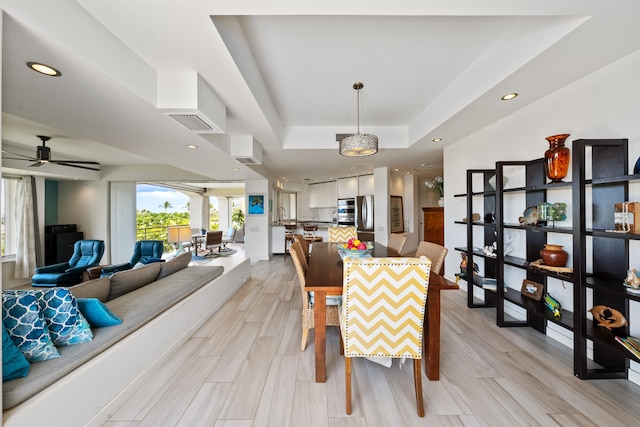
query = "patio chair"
(341, 256, 431, 416)
(222, 226, 236, 249)
(203, 231, 223, 257)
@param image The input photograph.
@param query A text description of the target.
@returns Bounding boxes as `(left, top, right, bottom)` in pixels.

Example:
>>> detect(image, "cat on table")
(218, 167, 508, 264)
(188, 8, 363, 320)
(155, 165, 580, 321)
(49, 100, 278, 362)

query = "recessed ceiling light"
(233, 168, 239, 171)
(433, 138, 442, 143)
(27, 62, 61, 77)
(186, 144, 198, 149)
(394, 168, 399, 172)
(501, 92, 518, 101)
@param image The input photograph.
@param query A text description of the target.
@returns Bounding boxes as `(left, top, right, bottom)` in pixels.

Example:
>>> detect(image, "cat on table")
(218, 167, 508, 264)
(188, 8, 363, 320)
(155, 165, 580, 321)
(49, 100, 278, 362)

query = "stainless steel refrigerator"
(356, 195, 374, 241)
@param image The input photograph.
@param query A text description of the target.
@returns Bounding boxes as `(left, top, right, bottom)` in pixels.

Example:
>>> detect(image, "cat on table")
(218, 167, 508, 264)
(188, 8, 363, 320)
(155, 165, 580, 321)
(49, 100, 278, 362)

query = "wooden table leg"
(424, 286, 441, 381)
(314, 290, 327, 382)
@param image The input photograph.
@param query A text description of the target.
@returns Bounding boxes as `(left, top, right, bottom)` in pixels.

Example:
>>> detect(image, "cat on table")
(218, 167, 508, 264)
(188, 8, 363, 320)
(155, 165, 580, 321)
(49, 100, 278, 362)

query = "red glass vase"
(544, 134, 571, 183)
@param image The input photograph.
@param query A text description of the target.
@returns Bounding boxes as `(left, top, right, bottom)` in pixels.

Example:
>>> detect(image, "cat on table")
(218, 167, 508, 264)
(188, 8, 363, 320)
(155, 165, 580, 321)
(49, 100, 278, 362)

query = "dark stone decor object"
(544, 134, 571, 183)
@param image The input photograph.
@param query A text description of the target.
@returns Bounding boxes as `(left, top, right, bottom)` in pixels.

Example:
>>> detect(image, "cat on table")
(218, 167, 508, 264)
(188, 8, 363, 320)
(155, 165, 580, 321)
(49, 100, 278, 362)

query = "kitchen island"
(271, 221, 336, 254)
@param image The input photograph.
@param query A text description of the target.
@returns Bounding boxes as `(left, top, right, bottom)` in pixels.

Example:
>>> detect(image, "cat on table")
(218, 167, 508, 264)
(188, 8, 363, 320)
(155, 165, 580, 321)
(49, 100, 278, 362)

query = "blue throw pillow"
(2, 292, 60, 362)
(76, 298, 122, 327)
(2, 325, 30, 381)
(5, 288, 93, 347)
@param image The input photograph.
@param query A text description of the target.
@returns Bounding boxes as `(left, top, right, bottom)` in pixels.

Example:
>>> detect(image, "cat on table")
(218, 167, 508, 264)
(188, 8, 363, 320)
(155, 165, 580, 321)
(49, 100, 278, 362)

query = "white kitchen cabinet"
(271, 225, 285, 254)
(338, 177, 358, 198)
(358, 174, 374, 195)
(309, 181, 337, 207)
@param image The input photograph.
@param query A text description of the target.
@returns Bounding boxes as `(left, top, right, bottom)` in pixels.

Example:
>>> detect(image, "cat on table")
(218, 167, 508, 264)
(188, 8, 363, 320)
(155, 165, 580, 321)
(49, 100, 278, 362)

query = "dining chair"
(415, 241, 448, 275)
(387, 233, 407, 255)
(327, 226, 358, 242)
(290, 241, 341, 351)
(293, 233, 310, 264)
(341, 256, 431, 416)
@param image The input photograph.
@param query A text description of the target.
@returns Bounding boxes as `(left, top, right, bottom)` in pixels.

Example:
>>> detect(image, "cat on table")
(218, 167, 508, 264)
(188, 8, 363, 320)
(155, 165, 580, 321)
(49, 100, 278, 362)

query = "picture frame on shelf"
(521, 279, 544, 301)
(247, 194, 266, 215)
(390, 196, 404, 233)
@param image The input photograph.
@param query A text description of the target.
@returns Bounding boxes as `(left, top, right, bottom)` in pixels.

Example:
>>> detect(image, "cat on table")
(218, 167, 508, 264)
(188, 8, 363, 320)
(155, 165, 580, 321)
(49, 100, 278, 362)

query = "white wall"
(444, 47, 640, 379)
(244, 179, 271, 263)
(109, 182, 137, 265)
(58, 180, 111, 263)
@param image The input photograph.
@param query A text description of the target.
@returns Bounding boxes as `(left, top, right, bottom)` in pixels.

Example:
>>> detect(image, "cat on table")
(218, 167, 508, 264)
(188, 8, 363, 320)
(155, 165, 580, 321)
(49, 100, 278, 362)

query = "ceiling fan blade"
(54, 162, 101, 171)
(2, 150, 37, 161)
(50, 160, 101, 165)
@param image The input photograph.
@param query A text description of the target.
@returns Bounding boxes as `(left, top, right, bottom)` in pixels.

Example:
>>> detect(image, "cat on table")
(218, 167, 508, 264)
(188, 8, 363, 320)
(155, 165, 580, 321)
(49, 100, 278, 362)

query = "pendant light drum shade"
(340, 82, 378, 157)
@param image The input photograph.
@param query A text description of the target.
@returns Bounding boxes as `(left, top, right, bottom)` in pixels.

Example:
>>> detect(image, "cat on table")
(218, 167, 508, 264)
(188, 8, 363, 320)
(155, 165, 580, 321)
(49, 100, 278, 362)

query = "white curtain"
(14, 177, 38, 278)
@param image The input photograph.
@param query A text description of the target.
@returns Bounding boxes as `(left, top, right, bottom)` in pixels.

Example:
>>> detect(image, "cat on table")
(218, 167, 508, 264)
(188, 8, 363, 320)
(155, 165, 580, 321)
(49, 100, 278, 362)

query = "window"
(1, 178, 19, 256)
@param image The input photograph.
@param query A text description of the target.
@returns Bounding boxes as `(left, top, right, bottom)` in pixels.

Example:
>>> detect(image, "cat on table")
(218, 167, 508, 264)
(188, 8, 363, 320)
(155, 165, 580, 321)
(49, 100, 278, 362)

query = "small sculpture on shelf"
(456, 253, 478, 284)
(624, 269, 640, 293)
(589, 305, 627, 330)
(543, 293, 562, 319)
(519, 206, 539, 226)
(537, 202, 567, 227)
(462, 213, 481, 223)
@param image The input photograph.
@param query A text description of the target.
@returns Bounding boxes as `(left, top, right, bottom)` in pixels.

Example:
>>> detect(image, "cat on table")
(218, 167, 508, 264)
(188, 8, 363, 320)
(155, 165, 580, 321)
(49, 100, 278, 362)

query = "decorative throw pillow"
(68, 276, 111, 302)
(6, 288, 93, 347)
(108, 262, 162, 300)
(2, 325, 30, 381)
(76, 298, 122, 327)
(32, 288, 93, 346)
(157, 252, 191, 280)
(2, 291, 60, 362)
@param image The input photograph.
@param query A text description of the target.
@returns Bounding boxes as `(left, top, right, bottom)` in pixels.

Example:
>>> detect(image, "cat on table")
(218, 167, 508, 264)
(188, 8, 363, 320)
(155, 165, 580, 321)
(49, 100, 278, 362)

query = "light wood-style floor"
(103, 250, 640, 426)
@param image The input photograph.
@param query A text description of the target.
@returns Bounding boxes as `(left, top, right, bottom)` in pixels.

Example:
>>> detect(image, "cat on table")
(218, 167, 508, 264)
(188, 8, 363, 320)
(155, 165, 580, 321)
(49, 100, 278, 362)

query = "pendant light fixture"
(340, 82, 378, 157)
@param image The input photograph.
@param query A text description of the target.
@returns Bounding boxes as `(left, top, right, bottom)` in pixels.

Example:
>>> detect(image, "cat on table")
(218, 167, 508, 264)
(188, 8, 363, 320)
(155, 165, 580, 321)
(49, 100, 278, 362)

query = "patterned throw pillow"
(5, 288, 93, 347)
(2, 292, 60, 362)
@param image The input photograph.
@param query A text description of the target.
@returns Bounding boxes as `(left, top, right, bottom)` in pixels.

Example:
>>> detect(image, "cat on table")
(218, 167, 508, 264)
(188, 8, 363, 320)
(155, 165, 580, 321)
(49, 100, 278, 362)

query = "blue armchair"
(99, 240, 164, 276)
(32, 240, 105, 287)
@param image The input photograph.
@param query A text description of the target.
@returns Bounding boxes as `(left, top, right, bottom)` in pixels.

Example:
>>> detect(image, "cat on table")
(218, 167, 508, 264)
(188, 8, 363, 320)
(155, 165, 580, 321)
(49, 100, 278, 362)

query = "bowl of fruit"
(337, 238, 373, 258)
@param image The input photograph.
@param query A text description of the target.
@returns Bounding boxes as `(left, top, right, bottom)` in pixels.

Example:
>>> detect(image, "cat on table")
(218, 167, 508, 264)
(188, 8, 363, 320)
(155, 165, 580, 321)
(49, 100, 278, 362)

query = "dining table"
(305, 241, 459, 383)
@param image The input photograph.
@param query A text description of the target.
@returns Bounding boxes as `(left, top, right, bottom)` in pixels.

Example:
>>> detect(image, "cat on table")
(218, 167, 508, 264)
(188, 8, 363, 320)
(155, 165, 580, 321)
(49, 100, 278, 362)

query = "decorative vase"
(540, 244, 569, 267)
(438, 197, 444, 207)
(544, 134, 571, 183)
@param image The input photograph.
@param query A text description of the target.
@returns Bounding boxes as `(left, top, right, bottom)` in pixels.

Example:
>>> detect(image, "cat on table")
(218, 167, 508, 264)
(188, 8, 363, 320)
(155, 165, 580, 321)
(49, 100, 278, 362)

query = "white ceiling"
(2, 1, 640, 185)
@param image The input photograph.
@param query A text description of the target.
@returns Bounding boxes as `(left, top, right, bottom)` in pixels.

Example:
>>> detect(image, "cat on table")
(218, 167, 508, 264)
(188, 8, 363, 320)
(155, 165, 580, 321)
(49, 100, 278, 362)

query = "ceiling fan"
(2, 135, 101, 171)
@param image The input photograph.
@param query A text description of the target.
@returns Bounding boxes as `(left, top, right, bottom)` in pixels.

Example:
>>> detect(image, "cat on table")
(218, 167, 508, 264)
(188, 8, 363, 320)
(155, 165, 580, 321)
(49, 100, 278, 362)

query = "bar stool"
(285, 224, 297, 256)
(303, 224, 323, 243)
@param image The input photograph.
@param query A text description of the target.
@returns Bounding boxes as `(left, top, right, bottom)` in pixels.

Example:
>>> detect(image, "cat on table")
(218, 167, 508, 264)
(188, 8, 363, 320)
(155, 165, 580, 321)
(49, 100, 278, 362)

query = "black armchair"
(32, 240, 105, 287)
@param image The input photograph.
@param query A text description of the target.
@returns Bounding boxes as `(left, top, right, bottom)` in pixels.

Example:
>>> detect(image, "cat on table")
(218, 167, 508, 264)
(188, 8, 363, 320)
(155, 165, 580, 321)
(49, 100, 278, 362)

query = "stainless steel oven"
(337, 198, 355, 225)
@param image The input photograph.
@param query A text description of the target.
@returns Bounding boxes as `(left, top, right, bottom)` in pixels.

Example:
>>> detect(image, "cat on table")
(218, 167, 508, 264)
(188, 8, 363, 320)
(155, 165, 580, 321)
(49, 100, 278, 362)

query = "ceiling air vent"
(166, 113, 223, 133)
(234, 157, 259, 165)
(230, 135, 262, 165)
